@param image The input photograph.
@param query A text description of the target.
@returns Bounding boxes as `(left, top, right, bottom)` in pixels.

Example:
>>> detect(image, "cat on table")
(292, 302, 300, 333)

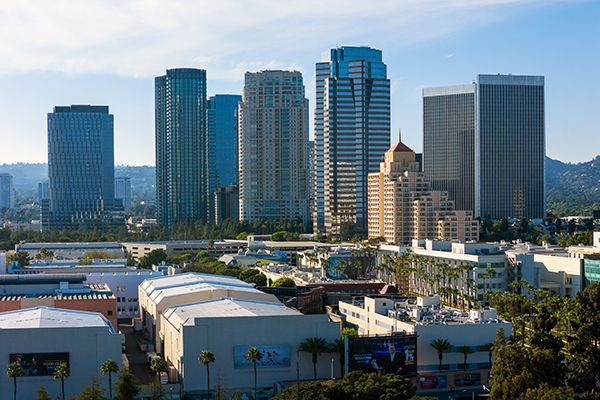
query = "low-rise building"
(0, 306, 122, 400)
(15, 242, 126, 259)
(123, 240, 247, 261)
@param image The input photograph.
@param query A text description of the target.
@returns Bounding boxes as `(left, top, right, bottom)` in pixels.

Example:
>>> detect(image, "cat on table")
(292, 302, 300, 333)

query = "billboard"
(9, 353, 69, 377)
(233, 345, 291, 369)
(420, 375, 447, 389)
(454, 373, 481, 387)
(347, 335, 417, 376)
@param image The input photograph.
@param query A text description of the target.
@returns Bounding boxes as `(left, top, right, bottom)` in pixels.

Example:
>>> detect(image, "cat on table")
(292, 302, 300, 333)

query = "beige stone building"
(368, 138, 479, 244)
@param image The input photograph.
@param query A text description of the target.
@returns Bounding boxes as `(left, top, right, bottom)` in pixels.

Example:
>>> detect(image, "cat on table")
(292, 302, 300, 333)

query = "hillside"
(546, 156, 600, 216)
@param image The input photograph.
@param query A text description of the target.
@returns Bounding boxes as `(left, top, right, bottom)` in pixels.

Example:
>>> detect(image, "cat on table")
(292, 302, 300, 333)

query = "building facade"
(215, 184, 239, 223)
(238, 70, 310, 223)
(314, 46, 391, 238)
(0, 173, 14, 210)
(38, 180, 49, 200)
(155, 68, 207, 229)
(45, 105, 124, 232)
(423, 74, 545, 219)
(368, 138, 479, 244)
(207, 94, 242, 222)
(114, 177, 131, 210)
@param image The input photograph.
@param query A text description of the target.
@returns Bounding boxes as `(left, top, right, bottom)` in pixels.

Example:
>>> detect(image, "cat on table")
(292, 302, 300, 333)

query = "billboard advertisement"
(9, 353, 69, 377)
(455, 373, 481, 387)
(419, 375, 447, 389)
(347, 335, 417, 376)
(233, 345, 291, 369)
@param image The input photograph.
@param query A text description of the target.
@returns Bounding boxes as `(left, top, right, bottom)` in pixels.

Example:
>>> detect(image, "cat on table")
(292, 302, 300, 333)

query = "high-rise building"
(0, 173, 14, 210)
(155, 68, 207, 228)
(114, 177, 131, 210)
(368, 136, 479, 244)
(206, 94, 242, 223)
(45, 105, 124, 231)
(238, 70, 310, 223)
(38, 181, 49, 201)
(215, 184, 239, 224)
(314, 46, 391, 238)
(423, 74, 545, 219)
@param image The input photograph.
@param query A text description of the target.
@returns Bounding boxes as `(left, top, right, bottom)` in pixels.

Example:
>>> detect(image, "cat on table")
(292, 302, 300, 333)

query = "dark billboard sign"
(10, 353, 69, 377)
(420, 375, 447, 389)
(233, 345, 291, 369)
(347, 335, 417, 376)
(454, 373, 481, 387)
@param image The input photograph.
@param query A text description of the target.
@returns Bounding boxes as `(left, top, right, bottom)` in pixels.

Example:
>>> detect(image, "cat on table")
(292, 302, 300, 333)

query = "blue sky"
(0, 0, 597, 166)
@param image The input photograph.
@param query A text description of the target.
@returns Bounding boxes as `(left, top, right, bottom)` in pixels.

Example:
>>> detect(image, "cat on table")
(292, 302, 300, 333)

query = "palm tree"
(482, 342, 494, 369)
(54, 363, 71, 400)
(6, 362, 24, 400)
(298, 337, 333, 380)
(101, 359, 119, 399)
(457, 345, 474, 371)
(199, 350, 216, 397)
(430, 339, 452, 373)
(150, 357, 168, 383)
(245, 347, 263, 399)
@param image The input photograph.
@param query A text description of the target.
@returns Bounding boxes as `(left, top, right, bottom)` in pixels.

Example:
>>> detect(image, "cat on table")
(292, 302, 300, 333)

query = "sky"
(0, 0, 598, 166)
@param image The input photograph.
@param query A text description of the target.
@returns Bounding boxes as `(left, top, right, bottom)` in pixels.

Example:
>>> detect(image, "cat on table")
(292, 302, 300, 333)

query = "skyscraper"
(0, 173, 14, 210)
(206, 94, 242, 223)
(423, 74, 545, 219)
(155, 68, 207, 228)
(114, 177, 131, 210)
(45, 105, 123, 231)
(314, 46, 391, 238)
(238, 70, 310, 223)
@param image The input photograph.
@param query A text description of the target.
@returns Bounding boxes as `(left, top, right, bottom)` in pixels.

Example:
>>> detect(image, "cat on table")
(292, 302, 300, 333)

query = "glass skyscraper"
(45, 105, 123, 231)
(155, 68, 207, 228)
(206, 94, 242, 223)
(0, 173, 14, 210)
(238, 70, 310, 223)
(314, 46, 391, 238)
(423, 74, 545, 219)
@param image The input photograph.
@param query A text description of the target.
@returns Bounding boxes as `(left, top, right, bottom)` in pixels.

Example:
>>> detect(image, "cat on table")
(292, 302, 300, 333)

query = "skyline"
(0, 0, 598, 166)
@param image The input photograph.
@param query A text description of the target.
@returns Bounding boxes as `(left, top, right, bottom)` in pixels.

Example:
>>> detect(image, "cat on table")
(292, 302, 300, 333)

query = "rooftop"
(0, 306, 115, 332)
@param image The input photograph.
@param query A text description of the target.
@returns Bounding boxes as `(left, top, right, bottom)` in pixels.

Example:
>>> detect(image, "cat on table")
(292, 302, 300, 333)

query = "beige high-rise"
(368, 136, 479, 244)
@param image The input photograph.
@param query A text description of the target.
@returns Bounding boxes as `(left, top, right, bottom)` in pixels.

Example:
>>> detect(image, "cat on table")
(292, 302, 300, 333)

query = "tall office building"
(114, 177, 132, 210)
(314, 46, 391, 238)
(238, 70, 310, 223)
(0, 173, 14, 210)
(45, 105, 124, 231)
(155, 68, 207, 228)
(206, 94, 242, 223)
(38, 181, 49, 201)
(423, 74, 545, 220)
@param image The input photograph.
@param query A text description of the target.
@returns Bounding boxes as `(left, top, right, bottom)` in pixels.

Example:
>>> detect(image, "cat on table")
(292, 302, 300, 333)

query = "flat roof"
(0, 306, 115, 332)
(163, 297, 301, 326)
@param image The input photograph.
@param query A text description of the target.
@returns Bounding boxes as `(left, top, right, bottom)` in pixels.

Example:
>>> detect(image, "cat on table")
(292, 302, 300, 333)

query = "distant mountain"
(545, 156, 600, 216)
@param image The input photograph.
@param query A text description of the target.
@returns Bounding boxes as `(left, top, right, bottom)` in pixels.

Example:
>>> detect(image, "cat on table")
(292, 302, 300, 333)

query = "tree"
(74, 376, 108, 400)
(150, 357, 168, 383)
(245, 347, 263, 399)
(457, 345, 474, 371)
(199, 350, 216, 396)
(54, 363, 71, 400)
(482, 342, 494, 369)
(271, 277, 295, 288)
(113, 367, 140, 400)
(139, 249, 168, 269)
(101, 359, 119, 399)
(6, 362, 24, 400)
(429, 339, 452, 373)
(36, 385, 52, 400)
(299, 337, 333, 380)
(145, 381, 166, 400)
(6, 251, 31, 268)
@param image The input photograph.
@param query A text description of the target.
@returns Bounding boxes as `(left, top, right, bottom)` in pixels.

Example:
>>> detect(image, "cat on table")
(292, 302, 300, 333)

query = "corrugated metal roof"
(0, 306, 115, 332)
(163, 297, 301, 326)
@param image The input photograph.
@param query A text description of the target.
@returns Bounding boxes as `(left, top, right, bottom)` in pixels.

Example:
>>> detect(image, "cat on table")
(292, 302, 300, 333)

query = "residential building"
(314, 46, 391, 238)
(0, 306, 122, 400)
(214, 184, 239, 223)
(423, 74, 545, 219)
(155, 68, 207, 229)
(368, 137, 479, 244)
(45, 105, 124, 231)
(0, 173, 15, 209)
(161, 297, 340, 395)
(114, 176, 131, 210)
(238, 70, 310, 223)
(207, 94, 242, 222)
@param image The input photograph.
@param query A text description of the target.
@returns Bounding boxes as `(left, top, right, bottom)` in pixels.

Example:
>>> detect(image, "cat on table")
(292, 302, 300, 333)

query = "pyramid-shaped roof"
(386, 129, 414, 153)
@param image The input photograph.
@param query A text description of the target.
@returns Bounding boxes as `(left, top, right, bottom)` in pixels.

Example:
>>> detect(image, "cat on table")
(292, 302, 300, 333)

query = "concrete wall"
(0, 326, 122, 400)
(162, 314, 341, 395)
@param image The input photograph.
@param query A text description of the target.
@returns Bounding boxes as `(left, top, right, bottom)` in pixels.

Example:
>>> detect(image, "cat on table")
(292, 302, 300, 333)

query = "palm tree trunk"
(207, 365, 210, 396)
(13, 377, 17, 400)
(254, 362, 258, 399)
(313, 353, 317, 380)
(438, 354, 443, 373)
(109, 374, 112, 399)
(62, 379, 65, 400)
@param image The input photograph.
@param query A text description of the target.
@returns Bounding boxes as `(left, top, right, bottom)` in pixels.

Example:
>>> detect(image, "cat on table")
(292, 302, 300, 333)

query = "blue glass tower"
(206, 94, 242, 222)
(155, 68, 207, 228)
(46, 105, 123, 231)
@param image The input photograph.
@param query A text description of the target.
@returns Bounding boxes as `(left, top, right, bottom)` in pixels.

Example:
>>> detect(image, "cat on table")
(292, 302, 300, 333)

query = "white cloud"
(0, 0, 576, 78)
